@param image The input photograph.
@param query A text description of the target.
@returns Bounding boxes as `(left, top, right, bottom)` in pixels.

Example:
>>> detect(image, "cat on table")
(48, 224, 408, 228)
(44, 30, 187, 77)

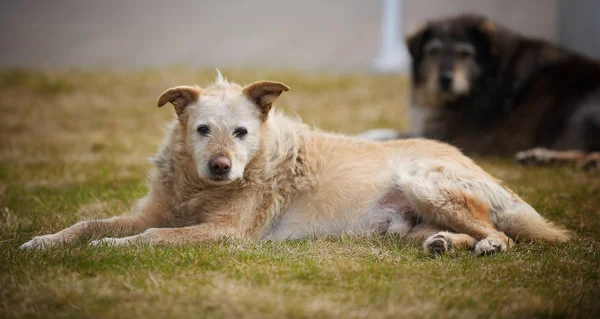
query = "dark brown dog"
(361, 14, 600, 169)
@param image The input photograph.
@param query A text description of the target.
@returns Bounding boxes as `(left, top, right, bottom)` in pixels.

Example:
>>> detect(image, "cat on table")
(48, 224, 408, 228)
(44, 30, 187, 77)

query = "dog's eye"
(197, 125, 210, 135)
(426, 47, 440, 56)
(424, 40, 442, 57)
(233, 127, 248, 138)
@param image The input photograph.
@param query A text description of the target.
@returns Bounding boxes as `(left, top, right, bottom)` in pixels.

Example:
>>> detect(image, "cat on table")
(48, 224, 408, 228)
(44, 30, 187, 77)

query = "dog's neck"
(245, 113, 307, 184)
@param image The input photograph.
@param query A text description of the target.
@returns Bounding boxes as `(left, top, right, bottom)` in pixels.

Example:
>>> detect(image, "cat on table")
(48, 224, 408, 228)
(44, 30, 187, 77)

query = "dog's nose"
(209, 157, 231, 175)
(439, 71, 453, 91)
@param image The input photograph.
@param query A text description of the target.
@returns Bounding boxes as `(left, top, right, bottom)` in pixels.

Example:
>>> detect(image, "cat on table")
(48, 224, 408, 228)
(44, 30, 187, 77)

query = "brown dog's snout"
(209, 156, 231, 176)
(439, 70, 454, 91)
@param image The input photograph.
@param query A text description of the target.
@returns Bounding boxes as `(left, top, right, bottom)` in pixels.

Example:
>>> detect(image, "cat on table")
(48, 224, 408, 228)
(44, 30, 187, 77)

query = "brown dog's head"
(407, 14, 500, 108)
(157, 72, 289, 184)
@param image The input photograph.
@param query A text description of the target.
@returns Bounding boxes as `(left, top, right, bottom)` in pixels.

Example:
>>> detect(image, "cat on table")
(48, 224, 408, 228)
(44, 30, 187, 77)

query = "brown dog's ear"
(477, 18, 497, 36)
(242, 81, 290, 118)
(157, 86, 202, 115)
(468, 17, 501, 58)
(406, 24, 431, 59)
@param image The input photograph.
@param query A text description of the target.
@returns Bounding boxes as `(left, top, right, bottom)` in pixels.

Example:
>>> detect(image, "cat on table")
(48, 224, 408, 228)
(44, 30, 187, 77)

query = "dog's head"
(157, 72, 289, 184)
(407, 14, 499, 108)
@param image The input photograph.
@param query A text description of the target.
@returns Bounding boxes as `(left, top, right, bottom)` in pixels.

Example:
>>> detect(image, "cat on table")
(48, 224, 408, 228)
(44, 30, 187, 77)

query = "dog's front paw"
(423, 233, 453, 255)
(19, 235, 60, 251)
(474, 236, 512, 256)
(515, 148, 553, 166)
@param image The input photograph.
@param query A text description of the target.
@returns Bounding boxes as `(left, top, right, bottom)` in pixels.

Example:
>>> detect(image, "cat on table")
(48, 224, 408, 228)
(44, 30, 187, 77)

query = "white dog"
(21, 73, 569, 255)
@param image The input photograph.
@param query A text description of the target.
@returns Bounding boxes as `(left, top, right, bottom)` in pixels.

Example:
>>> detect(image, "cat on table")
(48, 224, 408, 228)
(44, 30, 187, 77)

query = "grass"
(0, 68, 599, 319)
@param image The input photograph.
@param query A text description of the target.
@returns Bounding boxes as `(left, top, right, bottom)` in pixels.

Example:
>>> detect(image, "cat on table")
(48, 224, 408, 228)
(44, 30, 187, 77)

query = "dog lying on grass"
(20, 73, 570, 255)
(359, 14, 600, 169)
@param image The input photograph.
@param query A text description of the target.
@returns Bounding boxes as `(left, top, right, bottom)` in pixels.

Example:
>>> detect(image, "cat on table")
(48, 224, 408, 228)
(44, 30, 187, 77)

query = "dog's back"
(513, 52, 600, 152)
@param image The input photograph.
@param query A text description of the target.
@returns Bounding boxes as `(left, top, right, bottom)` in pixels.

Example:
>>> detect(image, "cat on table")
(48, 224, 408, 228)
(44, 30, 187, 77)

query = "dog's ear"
(469, 17, 500, 59)
(406, 24, 432, 59)
(478, 18, 496, 36)
(242, 81, 290, 118)
(157, 86, 202, 115)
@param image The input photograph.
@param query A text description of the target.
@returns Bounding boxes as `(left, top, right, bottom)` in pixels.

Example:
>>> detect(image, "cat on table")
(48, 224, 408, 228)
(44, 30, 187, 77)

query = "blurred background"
(3, 3, 600, 319)
(1, 0, 598, 71)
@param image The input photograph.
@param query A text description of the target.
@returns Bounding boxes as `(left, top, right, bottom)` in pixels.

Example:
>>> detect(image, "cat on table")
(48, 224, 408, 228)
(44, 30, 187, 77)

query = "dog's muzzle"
(439, 71, 453, 92)
(208, 156, 231, 179)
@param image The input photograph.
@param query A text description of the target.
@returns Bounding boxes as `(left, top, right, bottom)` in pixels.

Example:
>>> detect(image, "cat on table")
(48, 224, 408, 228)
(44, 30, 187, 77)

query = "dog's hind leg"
(401, 163, 570, 245)
(406, 223, 477, 255)
(20, 194, 168, 250)
(397, 163, 514, 255)
(409, 189, 512, 256)
(365, 187, 476, 255)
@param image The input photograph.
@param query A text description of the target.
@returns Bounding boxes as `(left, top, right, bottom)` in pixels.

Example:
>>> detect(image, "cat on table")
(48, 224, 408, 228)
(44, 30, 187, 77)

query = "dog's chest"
(170, 190, 246, 226)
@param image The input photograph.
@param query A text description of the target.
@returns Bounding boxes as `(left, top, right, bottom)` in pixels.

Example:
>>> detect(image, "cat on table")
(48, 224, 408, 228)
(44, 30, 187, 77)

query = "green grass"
(1, 69, 599, 319)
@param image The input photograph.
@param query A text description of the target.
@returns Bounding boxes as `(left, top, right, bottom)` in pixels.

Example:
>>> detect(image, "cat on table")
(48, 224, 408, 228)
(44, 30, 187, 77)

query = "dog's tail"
(499, 202, 570, 243)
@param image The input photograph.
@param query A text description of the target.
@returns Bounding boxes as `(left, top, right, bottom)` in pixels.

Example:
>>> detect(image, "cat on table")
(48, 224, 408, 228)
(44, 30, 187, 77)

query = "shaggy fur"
(359, 14, 600, 169)
(20, 74, 570, 255)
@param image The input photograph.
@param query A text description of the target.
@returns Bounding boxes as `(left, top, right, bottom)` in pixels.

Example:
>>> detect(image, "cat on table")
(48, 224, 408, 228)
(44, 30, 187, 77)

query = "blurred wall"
(0, 0, 381, 70)
(0, 0, 595, 70)
(559, 0, 600, 59)
(405, 0, 558, 41)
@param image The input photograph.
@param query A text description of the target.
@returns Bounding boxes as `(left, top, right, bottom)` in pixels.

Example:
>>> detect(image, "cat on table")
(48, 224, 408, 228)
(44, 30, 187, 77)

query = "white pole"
(372, 0, 410, 73)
